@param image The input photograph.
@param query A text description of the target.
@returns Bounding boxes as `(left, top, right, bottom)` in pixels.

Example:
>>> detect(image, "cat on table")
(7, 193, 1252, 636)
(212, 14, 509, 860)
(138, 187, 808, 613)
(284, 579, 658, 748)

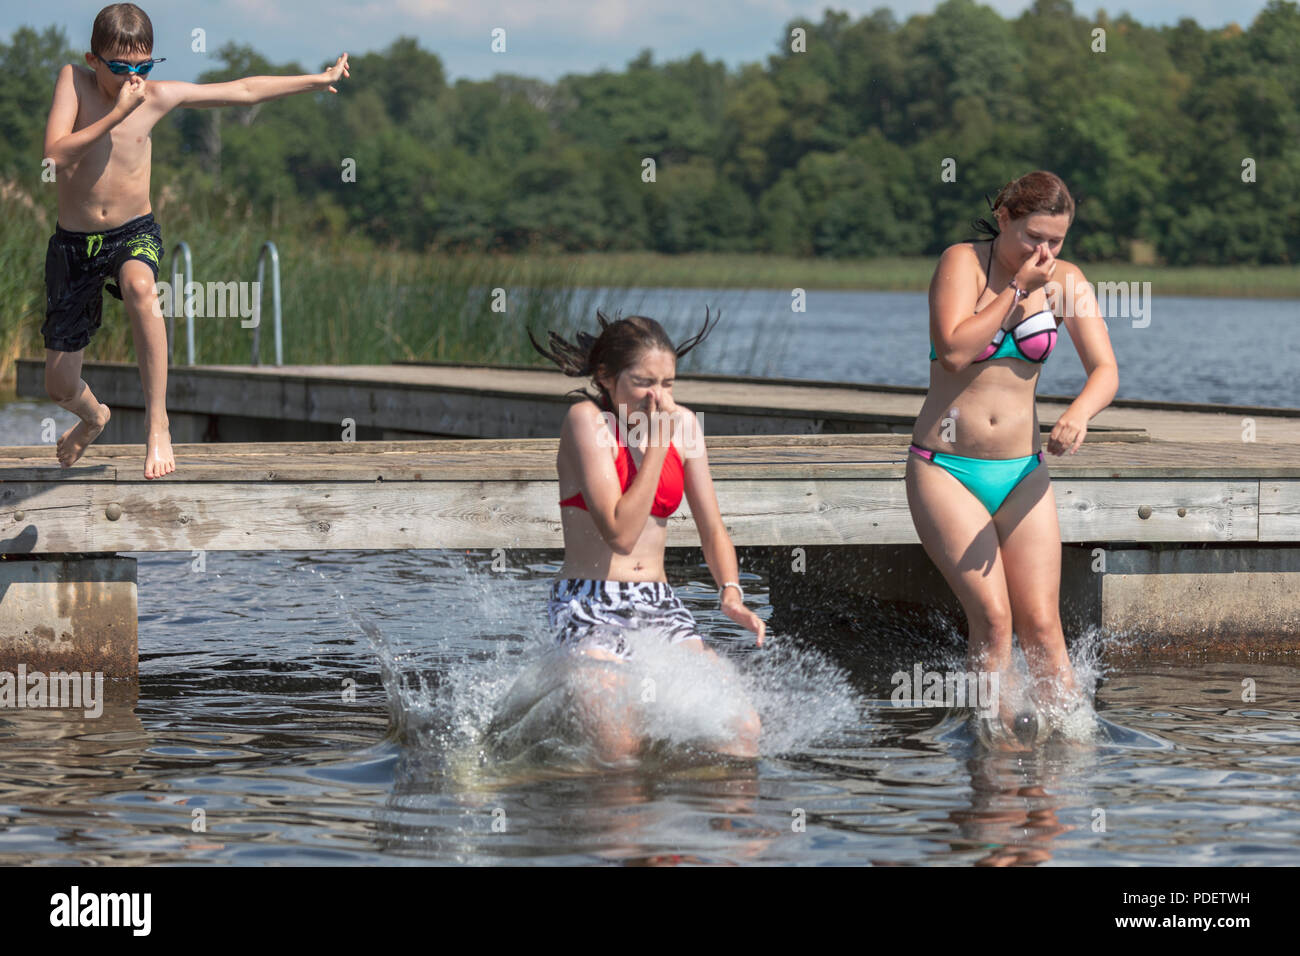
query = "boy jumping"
(41, 2, 348, 478)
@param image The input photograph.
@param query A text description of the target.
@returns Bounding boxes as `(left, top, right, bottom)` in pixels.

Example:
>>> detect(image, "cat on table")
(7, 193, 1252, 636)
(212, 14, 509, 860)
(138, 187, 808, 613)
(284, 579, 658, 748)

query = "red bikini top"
(558, 426, 685, 519)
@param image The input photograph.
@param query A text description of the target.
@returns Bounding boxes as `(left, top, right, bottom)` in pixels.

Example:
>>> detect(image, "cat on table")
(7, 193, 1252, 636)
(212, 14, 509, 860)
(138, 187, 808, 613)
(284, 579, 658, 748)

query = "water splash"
(342, 568, 863, 779)
(928, 623, 1111, 747)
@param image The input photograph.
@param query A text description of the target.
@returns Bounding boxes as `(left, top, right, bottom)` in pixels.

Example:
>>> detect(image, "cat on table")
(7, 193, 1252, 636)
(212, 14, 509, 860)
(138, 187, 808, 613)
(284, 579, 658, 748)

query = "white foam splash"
(351, 592, 863, 776)
(932, 624, 1110, 745)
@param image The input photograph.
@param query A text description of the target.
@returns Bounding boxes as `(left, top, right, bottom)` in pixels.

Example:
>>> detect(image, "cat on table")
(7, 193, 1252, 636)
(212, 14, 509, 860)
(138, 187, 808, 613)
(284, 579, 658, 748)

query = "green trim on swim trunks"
(86, 234, 104, 257)
(127, 235, 161, 266)
(926, 449, 1043, 515)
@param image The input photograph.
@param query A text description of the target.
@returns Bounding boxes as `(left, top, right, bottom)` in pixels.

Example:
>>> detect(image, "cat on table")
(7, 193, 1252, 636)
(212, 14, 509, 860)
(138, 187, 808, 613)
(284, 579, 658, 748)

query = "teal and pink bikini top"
(929, 240, 1059, 365)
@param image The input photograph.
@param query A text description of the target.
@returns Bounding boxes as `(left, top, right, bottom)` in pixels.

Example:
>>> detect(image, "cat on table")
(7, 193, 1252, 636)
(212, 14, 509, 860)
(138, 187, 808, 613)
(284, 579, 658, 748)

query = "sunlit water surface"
(2, 292, 1297, 865)
(1, 547, 1296, 866)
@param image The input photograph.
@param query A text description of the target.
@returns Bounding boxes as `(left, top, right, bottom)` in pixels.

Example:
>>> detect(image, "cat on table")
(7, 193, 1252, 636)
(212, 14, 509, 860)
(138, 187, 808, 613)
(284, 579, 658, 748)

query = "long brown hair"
(528, 308, 719, 411)
(973, 170, 1075, 239)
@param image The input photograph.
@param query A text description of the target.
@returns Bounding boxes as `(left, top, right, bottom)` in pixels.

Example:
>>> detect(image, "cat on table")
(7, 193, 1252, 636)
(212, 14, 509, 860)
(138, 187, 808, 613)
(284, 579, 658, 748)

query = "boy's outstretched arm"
(154, 53, 349, 111)
(43, 64, 145, 169)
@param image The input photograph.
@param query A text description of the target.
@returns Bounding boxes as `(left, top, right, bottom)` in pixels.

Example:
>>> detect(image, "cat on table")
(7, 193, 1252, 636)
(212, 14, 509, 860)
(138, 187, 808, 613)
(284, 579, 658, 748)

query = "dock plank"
(1262, 481, 1300, 540)
(15, 359, 1300, 445)
(0, 478, 1271, 552)
(3, 437, 1299, 480)
(1, 434, 1295, 549)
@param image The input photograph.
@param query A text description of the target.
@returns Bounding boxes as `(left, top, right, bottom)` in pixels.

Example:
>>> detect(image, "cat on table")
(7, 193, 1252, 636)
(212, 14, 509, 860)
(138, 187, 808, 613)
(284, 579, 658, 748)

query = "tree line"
(2, 0, 1296, 264)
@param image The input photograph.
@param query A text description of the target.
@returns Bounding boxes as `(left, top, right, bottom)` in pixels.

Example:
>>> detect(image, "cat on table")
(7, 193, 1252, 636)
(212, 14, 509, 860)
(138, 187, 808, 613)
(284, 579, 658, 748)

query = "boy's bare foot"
(144, 427, 175, 479)
(56, 404, 111, 467)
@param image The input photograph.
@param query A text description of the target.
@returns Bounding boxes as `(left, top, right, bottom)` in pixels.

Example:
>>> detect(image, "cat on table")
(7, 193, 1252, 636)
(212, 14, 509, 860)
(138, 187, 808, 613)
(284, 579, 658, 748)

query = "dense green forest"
(1, 0, 1297, 265)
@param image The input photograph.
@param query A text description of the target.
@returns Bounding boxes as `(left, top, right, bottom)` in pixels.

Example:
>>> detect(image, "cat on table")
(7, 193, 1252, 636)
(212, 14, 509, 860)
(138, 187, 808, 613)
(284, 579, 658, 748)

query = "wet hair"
(91, 3, 153, 59)
(528, 308, 720, 411)
(972, 170, 1075, 239)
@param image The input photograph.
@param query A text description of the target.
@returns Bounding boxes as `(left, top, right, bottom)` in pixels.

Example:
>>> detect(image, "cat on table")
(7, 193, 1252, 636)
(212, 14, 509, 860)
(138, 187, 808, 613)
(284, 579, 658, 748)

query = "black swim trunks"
(42, 213, 164, 352)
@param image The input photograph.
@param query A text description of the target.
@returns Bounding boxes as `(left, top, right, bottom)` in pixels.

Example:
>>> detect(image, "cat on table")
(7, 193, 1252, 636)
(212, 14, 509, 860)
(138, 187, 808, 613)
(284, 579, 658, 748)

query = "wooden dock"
(2, 433, 1298, 552)
(5, 360, 1300, 674)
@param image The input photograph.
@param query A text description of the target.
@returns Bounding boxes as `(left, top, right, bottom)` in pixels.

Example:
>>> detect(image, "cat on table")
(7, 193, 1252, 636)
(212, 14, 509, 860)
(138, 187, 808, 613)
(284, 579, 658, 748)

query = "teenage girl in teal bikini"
(905, 170, 1119, 743)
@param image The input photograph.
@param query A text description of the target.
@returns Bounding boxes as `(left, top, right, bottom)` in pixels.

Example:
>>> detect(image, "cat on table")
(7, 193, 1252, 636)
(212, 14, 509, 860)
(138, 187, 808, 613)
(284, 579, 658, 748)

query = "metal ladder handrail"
(250, 241, 282, 366)
(166, 241, 195, 366)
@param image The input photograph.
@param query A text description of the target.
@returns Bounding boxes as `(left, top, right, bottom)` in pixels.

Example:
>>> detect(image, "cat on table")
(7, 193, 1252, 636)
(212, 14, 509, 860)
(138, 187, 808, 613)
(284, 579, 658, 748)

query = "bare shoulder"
(941, 240, 981, 258)
(1046, 259, 1103, 321)
(1051, 257, 1084, 281)
(562, 399, 611, 441)
(933, 241, 982, 282)
(1050, 257, 1090, 294)
(673, 405, 708, 461)
(939, 241, 981, 265)
(63, 63, 88, 94)
(673, 404, 701, 437)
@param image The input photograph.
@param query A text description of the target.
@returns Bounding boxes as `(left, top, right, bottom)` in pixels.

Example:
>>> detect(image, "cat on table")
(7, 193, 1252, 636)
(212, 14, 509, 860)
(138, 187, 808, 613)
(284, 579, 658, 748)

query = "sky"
(2, 0, 1276, 84)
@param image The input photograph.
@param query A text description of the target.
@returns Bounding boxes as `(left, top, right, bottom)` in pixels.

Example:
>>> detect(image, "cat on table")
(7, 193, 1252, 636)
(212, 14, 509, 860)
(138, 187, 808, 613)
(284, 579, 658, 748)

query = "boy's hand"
(115, 75, 147, 115)
(319, 53, 349, 93)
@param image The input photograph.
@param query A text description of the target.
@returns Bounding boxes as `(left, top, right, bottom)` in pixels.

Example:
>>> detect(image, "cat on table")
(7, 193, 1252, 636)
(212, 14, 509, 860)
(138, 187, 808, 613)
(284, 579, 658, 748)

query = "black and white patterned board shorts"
(548, 578, 703, 659)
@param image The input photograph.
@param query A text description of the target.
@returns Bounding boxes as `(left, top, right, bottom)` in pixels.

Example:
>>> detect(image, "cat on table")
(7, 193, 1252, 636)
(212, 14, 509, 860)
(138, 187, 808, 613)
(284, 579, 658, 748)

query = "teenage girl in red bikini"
(529, 310, 764, 761)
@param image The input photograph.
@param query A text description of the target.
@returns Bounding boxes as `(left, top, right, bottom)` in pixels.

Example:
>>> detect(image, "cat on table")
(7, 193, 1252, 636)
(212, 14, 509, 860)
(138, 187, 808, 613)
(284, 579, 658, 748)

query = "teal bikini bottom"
(909, 443, 1044, 516)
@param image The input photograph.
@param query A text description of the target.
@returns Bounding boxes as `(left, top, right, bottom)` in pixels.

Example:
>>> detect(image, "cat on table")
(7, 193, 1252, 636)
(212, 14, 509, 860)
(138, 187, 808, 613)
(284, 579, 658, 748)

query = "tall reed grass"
(3, 179, 1289, 392)
(0, 182, 622, 386)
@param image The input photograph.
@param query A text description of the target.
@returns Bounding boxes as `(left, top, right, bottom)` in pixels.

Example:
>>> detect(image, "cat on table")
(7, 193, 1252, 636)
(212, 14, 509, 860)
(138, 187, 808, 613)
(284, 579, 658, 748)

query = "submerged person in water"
(525, 309, 764, 762)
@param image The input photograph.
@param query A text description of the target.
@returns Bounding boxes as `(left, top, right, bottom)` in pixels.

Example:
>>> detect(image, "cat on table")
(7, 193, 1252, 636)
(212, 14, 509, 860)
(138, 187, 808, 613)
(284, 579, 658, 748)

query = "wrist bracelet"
(1008, 279, 1027, 304)
(719, 582, 744, 603)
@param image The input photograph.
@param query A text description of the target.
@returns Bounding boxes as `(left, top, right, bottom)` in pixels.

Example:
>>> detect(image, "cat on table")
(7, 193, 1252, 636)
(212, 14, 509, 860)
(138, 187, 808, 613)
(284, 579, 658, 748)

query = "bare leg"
(993, 465, 1080, 713)
(44, 348, 111, 467)
(906, 455, 1027, 743)
(906, 456, 1016, 686)
(119, 259, 174, 479)
(578, 645, 641, 763)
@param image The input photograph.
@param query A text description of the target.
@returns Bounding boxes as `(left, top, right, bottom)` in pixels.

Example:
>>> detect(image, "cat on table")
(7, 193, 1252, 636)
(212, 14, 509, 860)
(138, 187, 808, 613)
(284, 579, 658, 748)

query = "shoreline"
(494, 252, 1300, 298)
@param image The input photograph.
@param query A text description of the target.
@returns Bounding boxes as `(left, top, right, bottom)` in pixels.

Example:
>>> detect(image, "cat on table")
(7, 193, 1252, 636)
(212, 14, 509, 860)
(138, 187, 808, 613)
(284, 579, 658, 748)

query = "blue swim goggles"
(95, 52, 166, 76)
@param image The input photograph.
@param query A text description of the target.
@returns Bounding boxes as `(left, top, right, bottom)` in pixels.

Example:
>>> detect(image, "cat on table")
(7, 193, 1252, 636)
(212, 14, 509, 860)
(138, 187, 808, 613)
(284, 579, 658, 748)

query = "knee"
(968, 601, 1014, 638)
(125, 273, 158, 303)
(1016, 606, 1062, 644)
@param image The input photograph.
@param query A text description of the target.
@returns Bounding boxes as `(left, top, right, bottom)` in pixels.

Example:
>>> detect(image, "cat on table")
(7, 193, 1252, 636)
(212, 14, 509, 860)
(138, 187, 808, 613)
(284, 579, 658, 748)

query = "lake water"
(2, 290, 1298, 865)
(2, 546, 1297, 865)
(576, 288, 1299, 407)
